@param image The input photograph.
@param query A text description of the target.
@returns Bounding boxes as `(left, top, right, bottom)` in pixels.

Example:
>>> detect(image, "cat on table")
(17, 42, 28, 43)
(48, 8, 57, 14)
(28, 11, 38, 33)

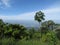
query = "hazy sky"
(0, 0, 60, 20)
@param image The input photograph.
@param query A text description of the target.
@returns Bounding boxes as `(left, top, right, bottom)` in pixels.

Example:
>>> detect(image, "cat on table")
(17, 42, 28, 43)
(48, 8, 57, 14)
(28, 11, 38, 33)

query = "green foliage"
(0, 10, 60, 45)
(41, 20, 55, 30)
(34, 11, 45, 23)
(1, 38, 16, 45)
(32, 32, 41, 40)
(55, 28, 60, 40)
(43, 31, 57, 45)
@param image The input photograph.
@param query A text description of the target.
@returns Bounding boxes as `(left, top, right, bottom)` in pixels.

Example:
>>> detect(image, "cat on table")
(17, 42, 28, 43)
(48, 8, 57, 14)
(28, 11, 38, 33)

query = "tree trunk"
(39, 22, 42, 38)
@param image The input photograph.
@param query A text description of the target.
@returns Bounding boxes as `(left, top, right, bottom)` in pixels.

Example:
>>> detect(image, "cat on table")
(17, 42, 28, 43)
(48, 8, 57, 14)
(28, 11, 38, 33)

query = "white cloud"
(42, 7, 60, 20)
(0, 12, 35, 20)
(43, 8, 60, 14)
(0, 1, 60, 21)
(0, 7, 60, 21)
(0, 0, 11, 8)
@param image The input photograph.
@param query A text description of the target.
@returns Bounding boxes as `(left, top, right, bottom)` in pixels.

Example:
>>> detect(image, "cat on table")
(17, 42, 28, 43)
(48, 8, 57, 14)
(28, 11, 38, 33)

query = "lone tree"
(34, 11, 45, 27)
(34, 11, 45, 37)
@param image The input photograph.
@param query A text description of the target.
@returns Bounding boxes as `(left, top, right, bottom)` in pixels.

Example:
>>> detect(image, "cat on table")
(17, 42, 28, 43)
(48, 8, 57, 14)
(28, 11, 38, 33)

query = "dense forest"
(0, 11, 60, 45)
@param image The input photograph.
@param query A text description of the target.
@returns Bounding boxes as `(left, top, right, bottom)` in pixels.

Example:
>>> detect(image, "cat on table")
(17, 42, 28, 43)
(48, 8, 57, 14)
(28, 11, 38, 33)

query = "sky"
(0, 0, 60, 21)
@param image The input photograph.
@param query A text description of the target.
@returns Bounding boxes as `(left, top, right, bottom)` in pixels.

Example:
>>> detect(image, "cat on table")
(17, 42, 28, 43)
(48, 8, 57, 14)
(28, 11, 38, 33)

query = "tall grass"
(0, 38, 47, 45)
(0, 38, 60, 45)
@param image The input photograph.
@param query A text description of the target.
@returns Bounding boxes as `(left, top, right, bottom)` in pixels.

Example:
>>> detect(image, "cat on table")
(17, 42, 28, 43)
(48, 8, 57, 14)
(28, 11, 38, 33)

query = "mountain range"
(3, 20, 60, 28)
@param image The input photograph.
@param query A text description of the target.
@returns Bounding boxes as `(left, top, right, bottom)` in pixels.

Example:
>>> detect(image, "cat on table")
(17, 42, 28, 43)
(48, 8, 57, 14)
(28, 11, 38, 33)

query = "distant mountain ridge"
(54, 20, 60, 24)
(3, 20, 39, 27)
(3, 20, 60, 27)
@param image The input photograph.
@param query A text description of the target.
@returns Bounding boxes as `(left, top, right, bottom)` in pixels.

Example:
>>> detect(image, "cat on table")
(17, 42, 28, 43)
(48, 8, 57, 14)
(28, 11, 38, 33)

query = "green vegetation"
(0, 11, 60, 45)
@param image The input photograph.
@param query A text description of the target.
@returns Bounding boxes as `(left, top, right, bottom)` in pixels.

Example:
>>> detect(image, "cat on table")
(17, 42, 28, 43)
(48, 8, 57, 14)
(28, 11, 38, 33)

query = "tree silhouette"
(34, 11, 45, 27)
(34, 11, 45, 37)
